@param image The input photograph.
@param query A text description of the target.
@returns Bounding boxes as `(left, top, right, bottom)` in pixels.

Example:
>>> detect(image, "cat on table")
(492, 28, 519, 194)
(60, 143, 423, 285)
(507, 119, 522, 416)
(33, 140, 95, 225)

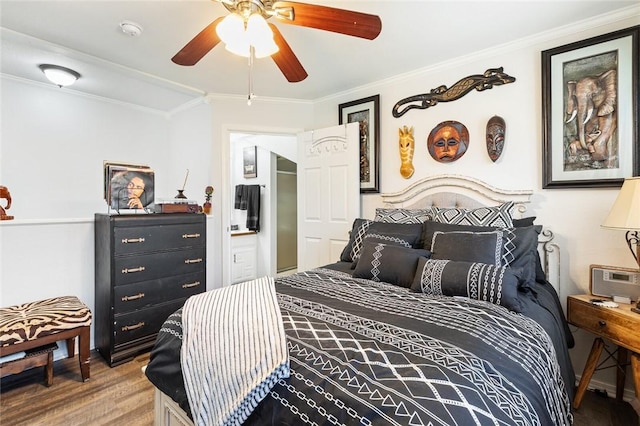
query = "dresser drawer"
(568, 297, 640, 352)
(114, 300, 185, 346)
(114, 247, 205, 286)
(114, 271, 205, 313)
(114, 223, 204, 255)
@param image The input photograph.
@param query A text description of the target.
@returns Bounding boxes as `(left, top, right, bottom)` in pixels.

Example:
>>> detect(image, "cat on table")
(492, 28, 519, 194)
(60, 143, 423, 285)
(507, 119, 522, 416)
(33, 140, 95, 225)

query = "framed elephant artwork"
(541, 25, 639, 188)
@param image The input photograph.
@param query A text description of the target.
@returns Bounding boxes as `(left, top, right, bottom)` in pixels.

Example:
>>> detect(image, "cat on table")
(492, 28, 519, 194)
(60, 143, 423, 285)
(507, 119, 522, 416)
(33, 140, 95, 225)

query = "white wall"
(312, 10, 640, 397)
(0, 78, 212, 361)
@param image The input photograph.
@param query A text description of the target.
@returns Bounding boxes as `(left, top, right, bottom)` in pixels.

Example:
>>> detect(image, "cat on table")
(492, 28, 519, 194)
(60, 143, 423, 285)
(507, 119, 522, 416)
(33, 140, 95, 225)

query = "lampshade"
(602, 176, 640, 267)
(216, 13, 278, 58)
(602, 177, 640, 230)
(38, 64, 81, 87)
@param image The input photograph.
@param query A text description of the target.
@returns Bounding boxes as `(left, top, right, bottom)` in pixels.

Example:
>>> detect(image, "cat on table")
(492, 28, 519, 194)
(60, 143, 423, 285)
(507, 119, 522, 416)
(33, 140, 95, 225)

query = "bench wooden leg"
(78, 326, 90, 382)
(44, 351, 54, 387)
(66, 337, 76, 358)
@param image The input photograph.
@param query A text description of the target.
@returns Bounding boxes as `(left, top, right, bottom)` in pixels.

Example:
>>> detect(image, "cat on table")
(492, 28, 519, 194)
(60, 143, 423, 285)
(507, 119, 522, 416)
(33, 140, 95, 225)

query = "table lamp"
(602, 176, 640, 268)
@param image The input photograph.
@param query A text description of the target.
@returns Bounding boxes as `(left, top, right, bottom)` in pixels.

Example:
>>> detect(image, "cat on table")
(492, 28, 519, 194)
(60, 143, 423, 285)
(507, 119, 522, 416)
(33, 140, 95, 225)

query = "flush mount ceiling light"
(38, 64, 81, 87)
(119, 20, 144, 37)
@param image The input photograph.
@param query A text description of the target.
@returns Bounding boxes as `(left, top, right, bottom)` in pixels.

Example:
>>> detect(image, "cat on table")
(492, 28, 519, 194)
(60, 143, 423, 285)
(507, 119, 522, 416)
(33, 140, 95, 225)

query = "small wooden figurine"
(0, 185, 14, 220)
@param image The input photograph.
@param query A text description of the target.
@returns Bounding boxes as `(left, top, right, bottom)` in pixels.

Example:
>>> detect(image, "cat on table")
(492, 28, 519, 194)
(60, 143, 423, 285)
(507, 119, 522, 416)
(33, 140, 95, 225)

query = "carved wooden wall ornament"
(486, 115, 505, 162)
(427, 121, 469, 163)
(392, 67, 516, 118)
(398, 126, 415, 179)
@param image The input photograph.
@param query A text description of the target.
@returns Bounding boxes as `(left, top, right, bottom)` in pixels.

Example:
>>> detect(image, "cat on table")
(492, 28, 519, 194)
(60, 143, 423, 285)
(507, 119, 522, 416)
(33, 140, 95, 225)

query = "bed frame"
(151, 174, 560, 426)
(380, 174, 559, 292)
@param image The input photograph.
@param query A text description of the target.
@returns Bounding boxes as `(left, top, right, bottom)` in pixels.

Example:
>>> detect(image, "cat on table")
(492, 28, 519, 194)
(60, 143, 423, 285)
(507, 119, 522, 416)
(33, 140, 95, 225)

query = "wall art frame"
(541, 25, 639, 188)
(243, 146, 257, 178)
(339, 94, 380, 193)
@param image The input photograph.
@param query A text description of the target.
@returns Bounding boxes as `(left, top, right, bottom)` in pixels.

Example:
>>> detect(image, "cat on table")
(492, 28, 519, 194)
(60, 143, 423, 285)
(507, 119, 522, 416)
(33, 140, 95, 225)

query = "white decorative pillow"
(374, 208, 433, 224)
(432, 201, 514, 228)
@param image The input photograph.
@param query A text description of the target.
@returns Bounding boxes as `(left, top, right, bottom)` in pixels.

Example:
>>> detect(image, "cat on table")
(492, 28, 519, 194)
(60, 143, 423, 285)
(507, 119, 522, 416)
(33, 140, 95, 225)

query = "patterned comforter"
(145, 265, 574, 426)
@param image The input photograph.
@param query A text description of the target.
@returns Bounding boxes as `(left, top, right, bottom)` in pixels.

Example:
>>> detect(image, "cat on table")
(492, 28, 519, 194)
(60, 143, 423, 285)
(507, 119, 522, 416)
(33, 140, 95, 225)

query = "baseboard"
(575, 374, 636, 402)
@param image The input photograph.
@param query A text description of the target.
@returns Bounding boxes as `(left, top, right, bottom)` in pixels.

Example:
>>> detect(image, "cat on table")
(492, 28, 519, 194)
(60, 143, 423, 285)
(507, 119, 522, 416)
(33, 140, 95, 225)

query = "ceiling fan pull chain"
(247, 46, 255, 106)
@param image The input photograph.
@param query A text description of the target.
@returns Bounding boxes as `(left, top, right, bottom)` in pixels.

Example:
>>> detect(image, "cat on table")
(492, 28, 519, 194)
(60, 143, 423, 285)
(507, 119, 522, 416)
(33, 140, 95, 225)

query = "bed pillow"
(339, 218, 373, 262)
(374, 208, 433, 224)
(432, 201, 514, 228)
(411, 258, 522, 312)
(513, 216, 536, 228)
(430, 230, 506, 266)
(350, 222, 423, 264)
(422, 221, 542, 289)
(353, 242, 430, 288)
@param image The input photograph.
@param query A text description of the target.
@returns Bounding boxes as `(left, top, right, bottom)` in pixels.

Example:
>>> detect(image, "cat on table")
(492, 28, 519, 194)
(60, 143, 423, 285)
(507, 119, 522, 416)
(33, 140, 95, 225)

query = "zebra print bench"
(0, 296, 92, 385)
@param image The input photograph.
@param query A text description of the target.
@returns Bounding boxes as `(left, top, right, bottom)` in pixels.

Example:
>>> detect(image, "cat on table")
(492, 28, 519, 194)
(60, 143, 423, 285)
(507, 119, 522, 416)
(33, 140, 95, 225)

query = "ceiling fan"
(172, 0, 382, 83)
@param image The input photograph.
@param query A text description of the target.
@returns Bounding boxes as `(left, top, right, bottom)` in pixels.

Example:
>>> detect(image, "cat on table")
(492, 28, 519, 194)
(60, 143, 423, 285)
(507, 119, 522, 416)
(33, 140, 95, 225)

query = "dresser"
(94, 213, 206, 366)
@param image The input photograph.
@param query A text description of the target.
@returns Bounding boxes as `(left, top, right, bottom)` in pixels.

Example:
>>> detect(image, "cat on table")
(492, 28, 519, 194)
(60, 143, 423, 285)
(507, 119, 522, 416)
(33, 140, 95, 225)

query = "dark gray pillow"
(374, 208, 433, 224)
(339, 218, 373, 262)
(422, 221, 541, 288)
(350, 221, 423, 264)
(430, 230, 505, 266)
(432, 201, 514, 228)
(353, 242, 430, 288)
(411, 258, 522, 312)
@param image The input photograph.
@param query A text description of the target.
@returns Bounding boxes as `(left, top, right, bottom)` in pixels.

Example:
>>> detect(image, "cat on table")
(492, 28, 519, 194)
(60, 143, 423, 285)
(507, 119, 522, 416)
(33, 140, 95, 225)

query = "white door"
(297, 122, 360, 270)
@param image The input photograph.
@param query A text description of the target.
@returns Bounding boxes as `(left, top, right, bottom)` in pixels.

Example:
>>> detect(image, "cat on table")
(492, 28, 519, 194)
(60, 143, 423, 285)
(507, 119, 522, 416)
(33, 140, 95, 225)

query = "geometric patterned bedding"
(145, 267, 574, 426)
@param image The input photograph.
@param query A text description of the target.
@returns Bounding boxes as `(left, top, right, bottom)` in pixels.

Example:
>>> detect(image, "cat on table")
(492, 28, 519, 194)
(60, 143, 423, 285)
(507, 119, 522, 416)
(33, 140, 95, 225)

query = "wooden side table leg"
(78, 326, 90, 382)
(630, 353, 640, 417)
(616, 346, 629, 401)
(574, 337, 605, 409)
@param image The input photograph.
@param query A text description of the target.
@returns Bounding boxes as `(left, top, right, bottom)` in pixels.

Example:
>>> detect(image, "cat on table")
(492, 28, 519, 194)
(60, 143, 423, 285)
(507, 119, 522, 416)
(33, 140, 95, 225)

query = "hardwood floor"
(1, 351, 154, 426)
(1, 350, 638, 425)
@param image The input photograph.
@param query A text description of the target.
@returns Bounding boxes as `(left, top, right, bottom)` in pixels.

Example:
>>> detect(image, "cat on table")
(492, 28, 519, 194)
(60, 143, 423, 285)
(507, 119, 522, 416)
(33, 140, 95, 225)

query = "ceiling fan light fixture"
(217, 12, 278, 58)
(38, 64, 81, 87)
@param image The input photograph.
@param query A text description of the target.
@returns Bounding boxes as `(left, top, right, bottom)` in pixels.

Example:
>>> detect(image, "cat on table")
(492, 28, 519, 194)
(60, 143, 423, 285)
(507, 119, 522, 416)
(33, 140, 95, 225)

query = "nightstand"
(567, 294, 640, 409)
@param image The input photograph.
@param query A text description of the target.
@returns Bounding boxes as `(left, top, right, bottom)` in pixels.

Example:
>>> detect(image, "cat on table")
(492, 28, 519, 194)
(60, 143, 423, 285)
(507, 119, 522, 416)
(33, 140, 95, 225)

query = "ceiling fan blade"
(273, 1, 381, 40)
(172, 17, 224, 66)
(269, 24, 308, 82)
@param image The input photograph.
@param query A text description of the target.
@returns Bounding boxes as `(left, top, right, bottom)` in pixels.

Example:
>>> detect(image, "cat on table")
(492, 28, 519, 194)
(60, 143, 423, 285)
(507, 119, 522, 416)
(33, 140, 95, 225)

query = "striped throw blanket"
(181, 277, 289, 426)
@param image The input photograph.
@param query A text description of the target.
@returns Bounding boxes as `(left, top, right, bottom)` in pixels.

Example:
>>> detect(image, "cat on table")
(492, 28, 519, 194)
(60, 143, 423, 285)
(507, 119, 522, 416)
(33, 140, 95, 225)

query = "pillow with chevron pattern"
(374, 208, 433, 224)
(411, 258, 522, 312)
(353, 242, 430, 288)
(432, 201, 514, 228)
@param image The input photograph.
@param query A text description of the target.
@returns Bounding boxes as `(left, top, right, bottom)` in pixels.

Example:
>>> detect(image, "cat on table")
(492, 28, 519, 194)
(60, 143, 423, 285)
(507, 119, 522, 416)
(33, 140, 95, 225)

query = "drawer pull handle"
(122, 237, 145, 244)
(182, 281, 201, 289)
(122, 266, 145, 274)
(122, 293, 145, 302)
(185, 258, 203, 264)
(122, 322, 145, 332)
(183, 233, 201, 239)
(598, 320, 606, 327)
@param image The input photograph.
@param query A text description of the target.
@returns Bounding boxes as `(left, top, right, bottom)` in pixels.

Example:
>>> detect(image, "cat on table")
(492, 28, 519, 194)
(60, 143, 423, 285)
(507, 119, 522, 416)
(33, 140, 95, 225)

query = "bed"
(144, 175, 575, 426)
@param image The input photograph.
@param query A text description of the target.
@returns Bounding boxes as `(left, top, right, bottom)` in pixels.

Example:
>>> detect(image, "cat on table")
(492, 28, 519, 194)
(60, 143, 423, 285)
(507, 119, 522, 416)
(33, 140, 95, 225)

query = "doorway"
(276, 156, 297, 274)
(227, 132, 297, 281)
